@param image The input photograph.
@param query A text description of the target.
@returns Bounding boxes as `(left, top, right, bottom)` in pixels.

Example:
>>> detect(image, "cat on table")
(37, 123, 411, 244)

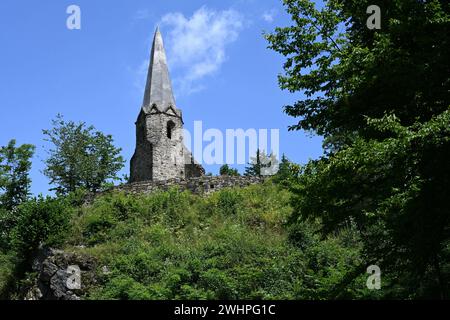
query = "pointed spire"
(142, 27, 178, 115)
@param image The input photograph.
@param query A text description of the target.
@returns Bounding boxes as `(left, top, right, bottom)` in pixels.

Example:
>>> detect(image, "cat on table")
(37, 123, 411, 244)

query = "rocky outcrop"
(26, 247, 97, 300)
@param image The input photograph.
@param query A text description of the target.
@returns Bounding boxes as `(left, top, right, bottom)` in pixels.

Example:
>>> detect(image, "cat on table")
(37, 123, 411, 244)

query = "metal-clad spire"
(142, 27, 178, 115)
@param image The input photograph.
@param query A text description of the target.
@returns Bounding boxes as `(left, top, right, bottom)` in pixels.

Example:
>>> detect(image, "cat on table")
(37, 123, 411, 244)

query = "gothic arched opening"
(167, 120, 175, 139)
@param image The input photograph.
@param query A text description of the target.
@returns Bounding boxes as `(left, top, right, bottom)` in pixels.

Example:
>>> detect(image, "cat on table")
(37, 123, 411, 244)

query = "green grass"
(56, 181, 369, 300)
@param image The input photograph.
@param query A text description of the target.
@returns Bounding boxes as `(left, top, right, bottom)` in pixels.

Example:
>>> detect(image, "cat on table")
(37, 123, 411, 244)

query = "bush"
(12, 196, 71, 259)
(216, 189, 242, 216)
(82, 211, 117, 246)
(0, 253, 16, 299)
(0, 208, 18, 250)
(90, 275, 153, 300)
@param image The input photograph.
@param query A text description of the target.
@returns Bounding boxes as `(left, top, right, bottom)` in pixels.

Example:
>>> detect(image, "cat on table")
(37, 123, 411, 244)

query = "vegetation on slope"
(65, 182, 374, 300)
(2, 181, 378, 300)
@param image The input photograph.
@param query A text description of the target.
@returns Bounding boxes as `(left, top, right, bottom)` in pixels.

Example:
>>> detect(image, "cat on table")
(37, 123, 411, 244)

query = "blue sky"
(0, 0, 323, 196)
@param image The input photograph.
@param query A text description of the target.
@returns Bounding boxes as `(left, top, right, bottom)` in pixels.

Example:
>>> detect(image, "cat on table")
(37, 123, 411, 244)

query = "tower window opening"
(167, 121, 175, 139)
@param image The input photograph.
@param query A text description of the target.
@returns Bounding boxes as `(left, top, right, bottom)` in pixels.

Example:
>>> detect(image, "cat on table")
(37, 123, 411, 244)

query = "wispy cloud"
(160, 6, 244, 95)
(133, 9, 153, 21)
(262, 9, 277, 23)
(133, 59, 150, 94)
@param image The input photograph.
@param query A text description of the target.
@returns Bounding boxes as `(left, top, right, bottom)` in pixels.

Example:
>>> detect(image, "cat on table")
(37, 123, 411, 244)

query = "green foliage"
(0, 252, 17, 299)
(65, 187, 90, 207)
(266, 0, 450, 145)
(0, 140, 35, 256)
(91, 275, 154, 300)
(244, 149, 262, 177)
(272, 154, 301, 187)
(216, 189, 243, 216)
(12, 196, 72, 259)
(289, 110, 450, 298)
(43, 114, 125, 195)
(0, 195, 73, 298)
(0, 181, 384, 300)
(0, 208, 18, 250)
(219, 164, 240, 176)
(268, 0, 450, 299)
(60, 183, 366, 300)
(70, 188, 197, 247)
(0, 140, 35, 210)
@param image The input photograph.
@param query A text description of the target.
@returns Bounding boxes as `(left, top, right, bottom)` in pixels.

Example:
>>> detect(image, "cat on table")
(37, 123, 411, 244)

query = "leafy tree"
(0, 140, 35, 210)
(289, 111, 450, 298)
(267, 0, 450, 298)
(266, 0, 450, 149)
(219, 164, 240, 176)
(0, 140, 34, 297)
(1, 195, 71, 298)
(272, 154, 300, 187)
(43, 115, 125, 194)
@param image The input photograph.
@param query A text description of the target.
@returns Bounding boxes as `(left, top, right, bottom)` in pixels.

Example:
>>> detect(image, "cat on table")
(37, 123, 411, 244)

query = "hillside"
(1, 181, 377, 300)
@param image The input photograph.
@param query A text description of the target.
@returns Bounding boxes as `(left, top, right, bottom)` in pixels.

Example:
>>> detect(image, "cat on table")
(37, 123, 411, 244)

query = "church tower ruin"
(130, 28, 204, 182)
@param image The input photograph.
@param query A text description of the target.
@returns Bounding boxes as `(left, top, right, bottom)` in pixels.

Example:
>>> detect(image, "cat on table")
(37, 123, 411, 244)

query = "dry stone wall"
(114, 175, 264, 196)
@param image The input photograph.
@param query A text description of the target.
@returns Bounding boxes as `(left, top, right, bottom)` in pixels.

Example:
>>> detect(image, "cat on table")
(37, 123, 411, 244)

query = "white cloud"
(133, 58, 149, 93)
(160, 7, 244, 95)
(133, 9, 152, 21)
(262, 9, 277, 23)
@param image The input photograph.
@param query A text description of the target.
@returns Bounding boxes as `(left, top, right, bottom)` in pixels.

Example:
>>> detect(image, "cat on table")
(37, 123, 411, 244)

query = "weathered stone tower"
(130, 28, 204, 182)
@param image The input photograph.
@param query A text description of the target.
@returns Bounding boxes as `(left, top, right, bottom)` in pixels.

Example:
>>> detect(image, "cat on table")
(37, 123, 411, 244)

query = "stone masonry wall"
(146, 111, 185, 181)
(130, 110, 205, 182)
(130, 111, 153, 182)
(113, 175, 264, 196)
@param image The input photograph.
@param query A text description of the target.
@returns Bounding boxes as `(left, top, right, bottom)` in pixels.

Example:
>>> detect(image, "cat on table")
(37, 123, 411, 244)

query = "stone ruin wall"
(113, 175, 264, 196)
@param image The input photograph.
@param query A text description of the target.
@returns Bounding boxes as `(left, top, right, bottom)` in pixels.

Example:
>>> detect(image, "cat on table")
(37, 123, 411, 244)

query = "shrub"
(216, 189, 242, 216)
(89, 275, 152, 300)
(82, 211, 117, 246)
(0, 253, 16, 299)
(0, 208, 18, 250)
(12, 196, 71, 259)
